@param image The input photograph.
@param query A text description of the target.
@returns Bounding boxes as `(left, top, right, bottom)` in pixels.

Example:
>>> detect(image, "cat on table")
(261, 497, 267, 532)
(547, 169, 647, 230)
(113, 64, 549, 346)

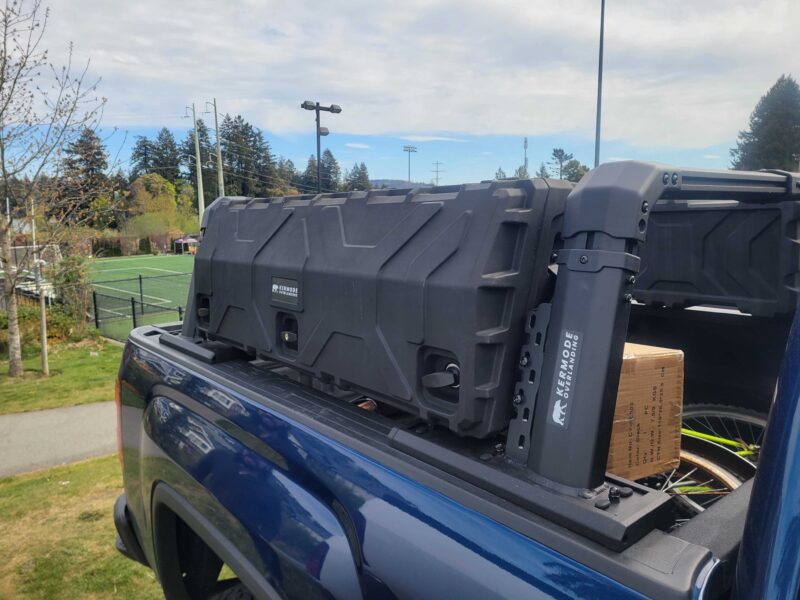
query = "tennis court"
(89, 255, 194, 309)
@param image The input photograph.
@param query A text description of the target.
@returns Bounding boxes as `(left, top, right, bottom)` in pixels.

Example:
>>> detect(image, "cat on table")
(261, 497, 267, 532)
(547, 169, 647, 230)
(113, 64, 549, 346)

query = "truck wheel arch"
(151, 483, 280, 600)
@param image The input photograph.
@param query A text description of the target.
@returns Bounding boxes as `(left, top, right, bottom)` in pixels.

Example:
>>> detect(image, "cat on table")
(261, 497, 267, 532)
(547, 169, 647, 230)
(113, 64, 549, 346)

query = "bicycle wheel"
(639, 404, 766, 525)
(681, 403, 767, 465)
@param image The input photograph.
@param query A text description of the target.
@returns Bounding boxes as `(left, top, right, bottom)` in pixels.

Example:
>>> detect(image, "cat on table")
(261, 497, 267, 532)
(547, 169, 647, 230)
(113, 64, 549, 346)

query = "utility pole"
(186, 104, 205, 224)
(594, 0, 606, 168)
(431, 161, 444, 186)
(206, 98, 225, 197)
(30, 199, 48, 376)
(403, 145, 417, 182)
(524, 137, 528, 175)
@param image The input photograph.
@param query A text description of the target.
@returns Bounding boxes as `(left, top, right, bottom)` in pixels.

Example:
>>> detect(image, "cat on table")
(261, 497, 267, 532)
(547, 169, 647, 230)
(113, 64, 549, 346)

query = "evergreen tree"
(563, 159, 589, 183)
(220, 114, 278, 197)
(320, 149, 341, 192)
(61, 127, 110, 224)
(302, 155, 318, 192)
(276, 158, 297, 186)
(495, 166, 507, 179)
(549, 148, 574, 179)
(152, 128, 180, 183)
(130, 135, 154, 179)
(535, 162, 550, 178)
(180, 119, 214, 211)
(731, 75, 800, 171)
(513, 165, 529, 178)
(251, 127, 278, 195)
(346, 162, 371, 191)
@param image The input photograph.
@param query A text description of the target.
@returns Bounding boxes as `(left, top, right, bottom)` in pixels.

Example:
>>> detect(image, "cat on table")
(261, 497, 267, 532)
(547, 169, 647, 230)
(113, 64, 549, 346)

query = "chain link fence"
(92, 291, 184, 342)
(88, 272, 191, 341)
(90, 272, 192, 308)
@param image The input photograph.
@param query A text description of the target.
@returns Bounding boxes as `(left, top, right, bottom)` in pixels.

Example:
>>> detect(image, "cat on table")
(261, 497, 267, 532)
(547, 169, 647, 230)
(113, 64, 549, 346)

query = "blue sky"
(47, 0, 798, 186)
(106, 127, 733, 186)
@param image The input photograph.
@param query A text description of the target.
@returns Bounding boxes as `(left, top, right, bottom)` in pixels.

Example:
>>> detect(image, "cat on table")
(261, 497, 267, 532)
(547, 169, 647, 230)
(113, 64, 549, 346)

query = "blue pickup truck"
(114, 162, 800, 599)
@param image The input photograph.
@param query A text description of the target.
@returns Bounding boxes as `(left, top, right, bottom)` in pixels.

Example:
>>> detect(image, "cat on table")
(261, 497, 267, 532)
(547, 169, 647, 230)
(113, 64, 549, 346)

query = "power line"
(181, 152, 337, 194)
(185, 144, 340, 195)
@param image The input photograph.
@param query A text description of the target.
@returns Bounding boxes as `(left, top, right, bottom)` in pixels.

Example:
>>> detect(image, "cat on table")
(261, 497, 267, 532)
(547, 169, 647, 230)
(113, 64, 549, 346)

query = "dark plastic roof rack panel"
(636, 197, 800, 316)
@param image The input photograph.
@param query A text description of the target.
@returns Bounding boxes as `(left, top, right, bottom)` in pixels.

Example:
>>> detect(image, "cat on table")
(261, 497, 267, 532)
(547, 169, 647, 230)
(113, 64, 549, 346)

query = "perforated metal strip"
(505, 303, 551, 464)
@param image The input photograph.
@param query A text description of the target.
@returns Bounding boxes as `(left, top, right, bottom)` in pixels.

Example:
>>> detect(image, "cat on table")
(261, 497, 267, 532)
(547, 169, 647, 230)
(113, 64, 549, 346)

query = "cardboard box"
(606, 343, 683, 481)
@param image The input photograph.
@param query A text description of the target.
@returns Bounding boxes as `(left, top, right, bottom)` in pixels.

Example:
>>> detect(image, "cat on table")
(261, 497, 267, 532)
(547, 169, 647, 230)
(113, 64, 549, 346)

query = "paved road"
(0, 402, 117, 477)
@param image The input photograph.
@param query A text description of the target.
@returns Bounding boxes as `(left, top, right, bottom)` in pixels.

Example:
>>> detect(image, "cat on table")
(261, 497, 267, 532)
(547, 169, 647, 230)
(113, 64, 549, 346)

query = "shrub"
(0, 306, 95, 358)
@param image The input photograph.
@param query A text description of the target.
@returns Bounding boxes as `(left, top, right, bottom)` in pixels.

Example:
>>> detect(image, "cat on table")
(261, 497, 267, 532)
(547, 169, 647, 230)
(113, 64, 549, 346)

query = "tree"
(275, 158, 299, 194)
(563, 159, 589, 183)
(731, 75, 800, 171)
(495, 166, 507, 179)
(128, 173, 178, 216)
(61, 127, 110, 226)
(180, 119, 214, 211)
(535, 162, 550, 178)
(130, 135, 155, 179)
(0, 1, 105, 377)
(174, 180, 198, 232)
(152, 128, 180, 183)
(513, 165, 529, 179)
(219, 114, 279, 197)
(320, 149, 341, 192)
(125, 172, 199, 241)
(550, 148, 574, 179)
(301, 155, 318, 192)
(346, 163, 371, 191)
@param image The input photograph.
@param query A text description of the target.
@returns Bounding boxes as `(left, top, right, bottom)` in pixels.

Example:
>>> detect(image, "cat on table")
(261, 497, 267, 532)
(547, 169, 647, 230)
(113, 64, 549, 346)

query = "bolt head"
(513, 392, 524, 406)
(641, 201, 649, 213)
(579, 255, 588, 264)
(628, 275, 636, 284)
(671, 172, 679, 185)
(662, 172, 670, 185)
(623, 293, 633, 303)
(519, 353, 530, 367)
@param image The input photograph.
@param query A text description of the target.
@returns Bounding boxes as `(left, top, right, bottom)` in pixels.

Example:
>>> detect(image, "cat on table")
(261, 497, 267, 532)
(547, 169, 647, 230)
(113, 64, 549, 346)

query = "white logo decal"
(552, 398, 567, 425)
(549, 329, 582, 427)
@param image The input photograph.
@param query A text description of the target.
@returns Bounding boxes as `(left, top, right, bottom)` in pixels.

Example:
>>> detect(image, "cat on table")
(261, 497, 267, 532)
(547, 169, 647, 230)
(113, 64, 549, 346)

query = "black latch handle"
(422, 364, 460, 389)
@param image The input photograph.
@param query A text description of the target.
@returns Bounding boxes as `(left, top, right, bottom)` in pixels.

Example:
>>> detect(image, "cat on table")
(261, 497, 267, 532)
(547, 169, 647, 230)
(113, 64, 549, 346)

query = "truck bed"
(118, 325, 734, 599)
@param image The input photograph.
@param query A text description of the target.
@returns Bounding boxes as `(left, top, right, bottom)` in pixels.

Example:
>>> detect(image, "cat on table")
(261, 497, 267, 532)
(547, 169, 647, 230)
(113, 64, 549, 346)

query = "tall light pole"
(594, 0, 606, 168)
(184, 104, 205, 225)
(301, 100, 342, 193)
(205, 98, 225, 197)
(403, 145, 417, 182)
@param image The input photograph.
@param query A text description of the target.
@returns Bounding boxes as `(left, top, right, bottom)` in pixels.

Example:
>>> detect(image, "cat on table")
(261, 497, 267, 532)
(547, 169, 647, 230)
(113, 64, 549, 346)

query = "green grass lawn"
(0, 340, 122, 415)
(0, 455, 162, 599)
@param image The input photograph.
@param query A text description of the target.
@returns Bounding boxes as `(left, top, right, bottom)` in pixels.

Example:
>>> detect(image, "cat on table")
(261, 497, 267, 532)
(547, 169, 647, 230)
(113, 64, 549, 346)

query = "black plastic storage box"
(192, 180, 570, 437)
(635, 197, 800, 316)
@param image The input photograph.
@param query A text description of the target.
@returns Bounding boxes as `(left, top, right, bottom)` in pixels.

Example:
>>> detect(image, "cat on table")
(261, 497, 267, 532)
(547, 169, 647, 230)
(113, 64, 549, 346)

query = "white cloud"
(702, 154, 721, 159)
(43, 0, 798, 149)
(399, 135, 468, 143)
(346, 142, 371, 149)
